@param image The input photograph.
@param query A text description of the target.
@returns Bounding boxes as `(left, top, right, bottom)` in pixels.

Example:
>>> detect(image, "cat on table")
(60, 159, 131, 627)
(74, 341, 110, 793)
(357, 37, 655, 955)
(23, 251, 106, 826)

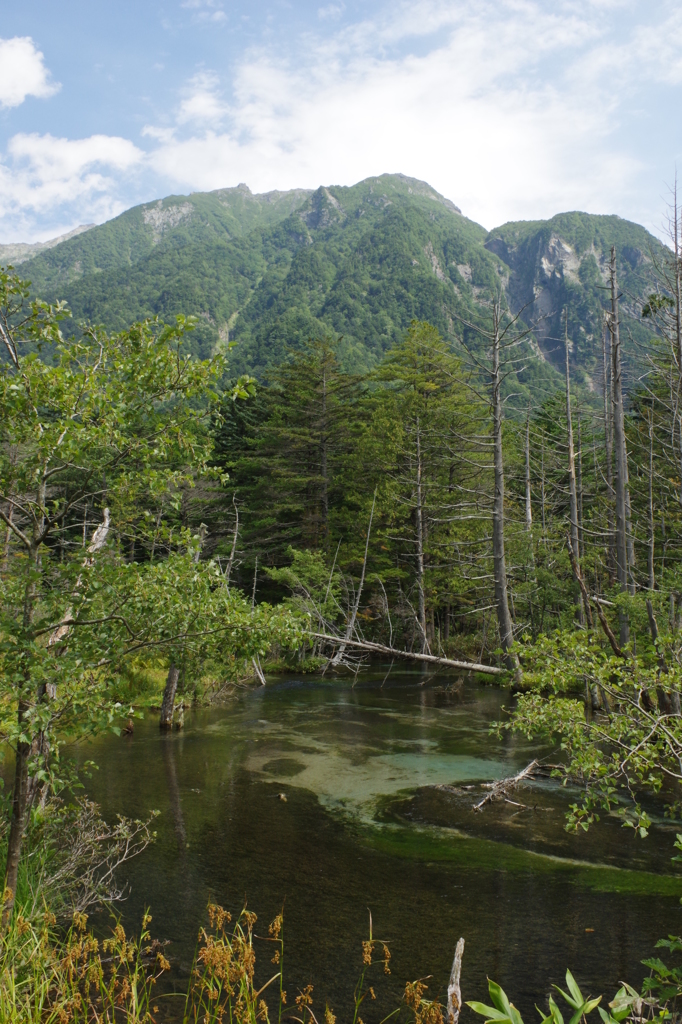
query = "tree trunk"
(2, 709, 29, 928)
(564, 313, 585, 625)
(491, 308, 521, 681)
(332, 490, 376, 665)
(577, 409, 584, 559)
(525, 406, 533, 532)
(160, 664, 180, 730)
(610, 247, 633, 644)
(602, 318, 615, 584)
(648, 407, 655, 591)
(415, 418, 429, 652)
(673, 186, 682, 511)
(540, 441, 546, 538)
(2, 497, 13, 572)
(3, 538, 40, 928)
(320, 365, 329, 547)
(673, 180, 682, 392)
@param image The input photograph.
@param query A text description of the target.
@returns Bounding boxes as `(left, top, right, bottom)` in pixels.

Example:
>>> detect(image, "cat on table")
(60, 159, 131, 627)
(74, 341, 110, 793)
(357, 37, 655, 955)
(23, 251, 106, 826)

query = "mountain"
(11, 175, 666, 387)
(0, 224, 94, 267)
(486, 212, 663, 388)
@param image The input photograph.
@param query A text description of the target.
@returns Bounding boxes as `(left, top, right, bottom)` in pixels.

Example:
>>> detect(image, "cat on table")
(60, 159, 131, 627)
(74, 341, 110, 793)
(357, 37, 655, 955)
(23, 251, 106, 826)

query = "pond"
(80, 668, 682, 1022)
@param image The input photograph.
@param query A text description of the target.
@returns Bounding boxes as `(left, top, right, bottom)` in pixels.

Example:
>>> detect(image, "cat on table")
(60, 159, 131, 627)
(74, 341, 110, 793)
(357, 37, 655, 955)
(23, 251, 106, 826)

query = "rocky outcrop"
(486, 231, 601, 364)
(143, 200, 194, 244)
(300, 187, 346, 230)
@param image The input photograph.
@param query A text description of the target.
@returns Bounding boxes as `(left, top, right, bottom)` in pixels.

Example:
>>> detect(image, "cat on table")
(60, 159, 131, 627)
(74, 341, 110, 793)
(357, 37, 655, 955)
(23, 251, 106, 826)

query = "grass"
(0, 896, 437, 1024)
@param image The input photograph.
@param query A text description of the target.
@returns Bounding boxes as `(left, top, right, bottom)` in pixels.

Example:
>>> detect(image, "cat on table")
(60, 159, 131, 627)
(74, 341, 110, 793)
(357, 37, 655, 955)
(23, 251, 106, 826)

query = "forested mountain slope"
(15, 174, 665, 383)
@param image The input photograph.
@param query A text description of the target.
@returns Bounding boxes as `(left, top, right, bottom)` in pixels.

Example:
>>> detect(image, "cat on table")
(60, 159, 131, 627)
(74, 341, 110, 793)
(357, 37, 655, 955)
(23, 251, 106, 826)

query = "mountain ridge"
(9, 174, 666, 389)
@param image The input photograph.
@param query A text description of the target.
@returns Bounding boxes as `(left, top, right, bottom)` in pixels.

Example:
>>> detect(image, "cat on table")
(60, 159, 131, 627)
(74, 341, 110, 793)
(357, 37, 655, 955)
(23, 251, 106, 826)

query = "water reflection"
(78, 670, 682, 1022)
(161, 733, 186, 849)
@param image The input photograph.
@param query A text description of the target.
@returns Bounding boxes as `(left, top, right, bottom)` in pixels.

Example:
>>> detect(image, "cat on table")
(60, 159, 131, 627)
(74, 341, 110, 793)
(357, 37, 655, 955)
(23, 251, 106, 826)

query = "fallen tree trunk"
(311, 632, 505, 676)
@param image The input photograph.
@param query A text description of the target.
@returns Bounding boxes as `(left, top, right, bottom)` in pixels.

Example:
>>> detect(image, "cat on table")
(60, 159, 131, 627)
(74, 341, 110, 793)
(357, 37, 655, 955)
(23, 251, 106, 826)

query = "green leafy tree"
(0, 269, 298, 925)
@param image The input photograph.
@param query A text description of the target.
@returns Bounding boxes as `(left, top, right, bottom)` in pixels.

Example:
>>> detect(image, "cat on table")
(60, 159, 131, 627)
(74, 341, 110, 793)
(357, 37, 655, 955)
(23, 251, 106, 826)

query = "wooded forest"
(3, 187, 682, 1021)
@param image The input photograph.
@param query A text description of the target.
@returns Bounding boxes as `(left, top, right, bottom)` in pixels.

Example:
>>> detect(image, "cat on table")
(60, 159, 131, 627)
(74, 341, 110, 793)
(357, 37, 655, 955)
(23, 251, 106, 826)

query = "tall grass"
(0, 897, 439, 1024)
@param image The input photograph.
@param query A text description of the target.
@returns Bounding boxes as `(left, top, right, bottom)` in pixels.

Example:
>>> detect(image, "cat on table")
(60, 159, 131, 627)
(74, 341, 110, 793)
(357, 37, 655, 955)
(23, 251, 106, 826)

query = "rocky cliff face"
(485, 213, 661, 380)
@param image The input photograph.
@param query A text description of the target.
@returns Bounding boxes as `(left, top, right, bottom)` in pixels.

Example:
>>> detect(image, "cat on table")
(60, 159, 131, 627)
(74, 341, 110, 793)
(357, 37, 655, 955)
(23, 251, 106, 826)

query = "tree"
(0, 269, 298, 925)
(362, 321, 489, 653)
(609, 247, 635, 647)
(214, 337, 355, 577)
(455, 300, 533, 680)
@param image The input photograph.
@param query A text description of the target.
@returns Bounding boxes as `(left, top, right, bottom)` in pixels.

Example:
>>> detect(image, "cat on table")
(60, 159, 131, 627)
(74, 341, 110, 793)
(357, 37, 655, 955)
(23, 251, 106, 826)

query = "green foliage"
(469, 973, 605, 1024)
(18, 175, 662, 389)
(502, 585, 682, 833)
(0, 269, 302, 906)
(468, 977, 526, 1024)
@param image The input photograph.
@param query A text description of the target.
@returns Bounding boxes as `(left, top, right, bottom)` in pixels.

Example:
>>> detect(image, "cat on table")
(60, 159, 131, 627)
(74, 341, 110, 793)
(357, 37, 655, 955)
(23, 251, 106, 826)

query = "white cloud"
(0, 133, 143, 241)
(3, 0, 682, 241)
(0, 36, 59, 108)
(177, 71, 227, 124)
(146, 0, 644, 229)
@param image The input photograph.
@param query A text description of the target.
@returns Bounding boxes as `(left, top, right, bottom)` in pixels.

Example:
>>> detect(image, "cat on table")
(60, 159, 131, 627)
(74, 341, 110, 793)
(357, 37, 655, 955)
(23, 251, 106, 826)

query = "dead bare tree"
(525, 403, 533, 533)
(564, 309, 585, 625)
(331, 489, 377, 665)
(602, 316, 616, 583)
(610, 247, 635, 645)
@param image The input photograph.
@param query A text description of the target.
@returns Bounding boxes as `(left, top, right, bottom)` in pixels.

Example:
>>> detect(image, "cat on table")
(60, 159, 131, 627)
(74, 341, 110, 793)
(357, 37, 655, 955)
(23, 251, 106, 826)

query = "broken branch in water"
(311, 632, 505, 677)
(472, 759, 540, 812)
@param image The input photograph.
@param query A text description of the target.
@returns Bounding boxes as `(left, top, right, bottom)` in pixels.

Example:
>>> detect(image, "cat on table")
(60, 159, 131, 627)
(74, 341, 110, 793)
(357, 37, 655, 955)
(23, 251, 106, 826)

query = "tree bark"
(160, 664, 181, 730)
(491, 306, 521, 680)
(564, 313, 585, 625)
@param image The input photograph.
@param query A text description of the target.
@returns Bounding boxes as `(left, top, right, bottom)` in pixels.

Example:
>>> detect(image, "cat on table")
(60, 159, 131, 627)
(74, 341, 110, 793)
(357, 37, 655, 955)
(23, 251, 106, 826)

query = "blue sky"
(1, 0, 681, 243)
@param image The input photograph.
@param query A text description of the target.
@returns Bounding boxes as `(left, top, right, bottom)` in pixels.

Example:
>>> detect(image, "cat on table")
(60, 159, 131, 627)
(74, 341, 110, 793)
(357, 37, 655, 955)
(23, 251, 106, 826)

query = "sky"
(1, 0, 681, 244)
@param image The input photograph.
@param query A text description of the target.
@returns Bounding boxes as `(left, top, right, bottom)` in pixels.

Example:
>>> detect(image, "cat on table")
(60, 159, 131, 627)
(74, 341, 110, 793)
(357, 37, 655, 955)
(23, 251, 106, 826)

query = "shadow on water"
(77, 669, 682, 1023)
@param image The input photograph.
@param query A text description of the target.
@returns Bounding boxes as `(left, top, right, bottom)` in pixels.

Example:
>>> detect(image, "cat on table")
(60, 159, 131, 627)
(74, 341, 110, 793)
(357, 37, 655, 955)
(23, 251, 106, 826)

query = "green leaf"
(565, 972, 583, 1007)
(582, 997, 602, 1016)
(554, 988, 580, 1013)
(488, 981, 515, 1019)
(467, 1002, 512, 1023)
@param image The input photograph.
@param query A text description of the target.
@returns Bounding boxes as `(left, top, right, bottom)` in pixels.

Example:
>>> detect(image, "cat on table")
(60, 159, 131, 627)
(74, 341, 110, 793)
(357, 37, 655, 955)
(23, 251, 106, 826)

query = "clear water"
(78, 669, 682, 1022)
